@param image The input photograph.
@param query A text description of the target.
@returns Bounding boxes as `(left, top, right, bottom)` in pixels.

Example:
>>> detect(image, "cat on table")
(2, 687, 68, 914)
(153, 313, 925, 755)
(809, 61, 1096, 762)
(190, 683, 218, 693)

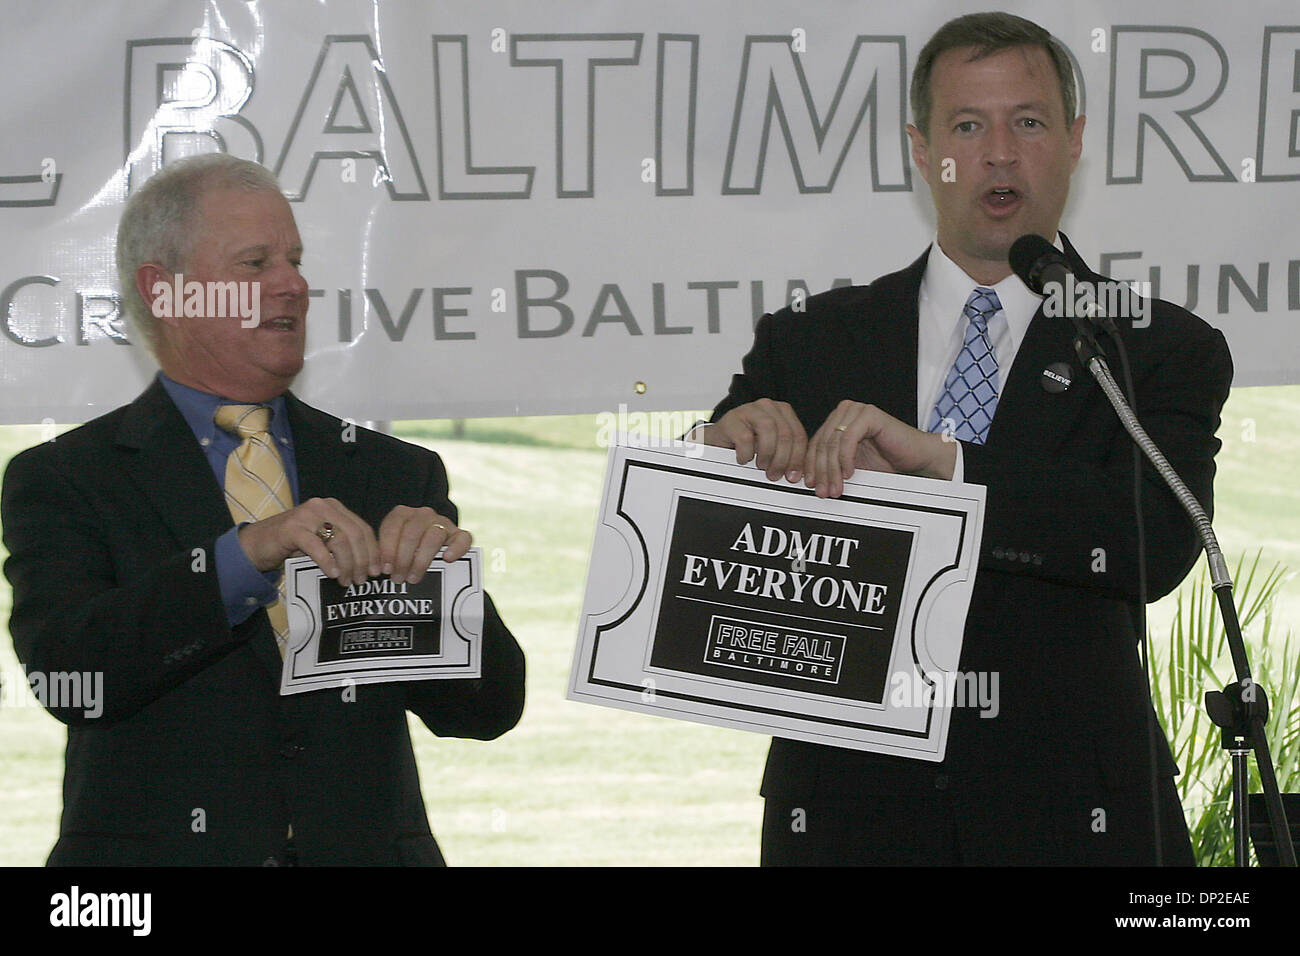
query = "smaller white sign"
(569, 439, 986, 760)
(280, 549, 483, 696)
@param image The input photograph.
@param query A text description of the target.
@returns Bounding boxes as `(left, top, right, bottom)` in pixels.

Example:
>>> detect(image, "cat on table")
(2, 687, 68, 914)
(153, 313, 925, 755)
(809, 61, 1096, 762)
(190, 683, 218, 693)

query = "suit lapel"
(113, 379, 234, 544)
(849, 235, 1101, 448)
(285, 394, 367, 514)
(113, 380, 284, 683)
(985, 232, 1098, 448)
(835, 250, 926, 427)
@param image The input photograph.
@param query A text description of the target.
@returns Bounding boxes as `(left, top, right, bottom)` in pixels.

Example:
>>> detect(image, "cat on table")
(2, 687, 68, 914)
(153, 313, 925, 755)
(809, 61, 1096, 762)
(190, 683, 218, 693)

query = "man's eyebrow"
(228, 243, 304, 258)
(946, 100, 1054, 120)
(230, 243, 271, 259)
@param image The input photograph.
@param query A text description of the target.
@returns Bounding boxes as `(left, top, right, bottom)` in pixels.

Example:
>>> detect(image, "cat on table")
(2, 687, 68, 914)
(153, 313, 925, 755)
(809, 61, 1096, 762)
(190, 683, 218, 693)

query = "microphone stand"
(1068, 322, 1296, 867)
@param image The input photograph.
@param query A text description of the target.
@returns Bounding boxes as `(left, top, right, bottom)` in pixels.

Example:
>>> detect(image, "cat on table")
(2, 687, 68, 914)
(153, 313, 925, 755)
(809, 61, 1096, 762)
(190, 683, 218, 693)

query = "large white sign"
(569, 441, 985, 760)
(2, 1, 1296, 424)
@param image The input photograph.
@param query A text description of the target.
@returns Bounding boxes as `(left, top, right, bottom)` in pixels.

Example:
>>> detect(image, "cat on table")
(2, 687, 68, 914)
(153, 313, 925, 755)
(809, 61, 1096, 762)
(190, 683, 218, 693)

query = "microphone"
(1009, 234, 1113, 363)
(1008, 233, 1070, 297)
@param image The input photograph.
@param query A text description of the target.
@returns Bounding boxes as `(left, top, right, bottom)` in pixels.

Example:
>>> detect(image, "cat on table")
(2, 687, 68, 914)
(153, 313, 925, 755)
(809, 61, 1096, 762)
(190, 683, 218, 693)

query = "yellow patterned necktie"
(215, 404, 293, 656)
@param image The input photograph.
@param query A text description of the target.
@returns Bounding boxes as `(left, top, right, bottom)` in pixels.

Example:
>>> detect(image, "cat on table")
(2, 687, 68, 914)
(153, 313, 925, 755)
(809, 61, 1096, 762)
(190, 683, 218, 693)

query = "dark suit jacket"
(711, 236, 1232, 857)
(2, 379, 525, 866)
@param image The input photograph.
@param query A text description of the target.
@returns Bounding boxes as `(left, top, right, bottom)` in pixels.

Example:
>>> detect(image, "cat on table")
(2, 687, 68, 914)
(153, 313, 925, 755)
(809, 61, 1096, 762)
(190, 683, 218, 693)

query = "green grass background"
(0, 387, 1296, 866)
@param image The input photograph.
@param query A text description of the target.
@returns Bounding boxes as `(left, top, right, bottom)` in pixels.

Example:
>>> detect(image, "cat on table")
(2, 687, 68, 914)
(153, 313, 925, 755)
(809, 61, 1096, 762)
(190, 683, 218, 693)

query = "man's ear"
(906, 124, 931, 185)
(136, 263, 179, 327)
(1068, 113, 1086, 172)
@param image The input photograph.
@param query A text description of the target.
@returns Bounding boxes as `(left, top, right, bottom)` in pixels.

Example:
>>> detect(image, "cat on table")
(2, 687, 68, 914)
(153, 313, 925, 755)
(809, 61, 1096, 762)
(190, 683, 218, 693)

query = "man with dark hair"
(3, 153, 526, 866)
(700, 12, 1230, 864)
(909, 11, 1079, 139)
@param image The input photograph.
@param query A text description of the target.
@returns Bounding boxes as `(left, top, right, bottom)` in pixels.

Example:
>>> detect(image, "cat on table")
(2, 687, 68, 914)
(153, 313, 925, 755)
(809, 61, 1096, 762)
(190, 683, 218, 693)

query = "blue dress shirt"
(158, 372, 300, 627)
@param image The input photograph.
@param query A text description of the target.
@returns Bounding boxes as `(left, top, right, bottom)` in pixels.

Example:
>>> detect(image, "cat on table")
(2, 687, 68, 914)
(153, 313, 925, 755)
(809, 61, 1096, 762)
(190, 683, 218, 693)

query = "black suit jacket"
(2, 379, 526, 865)
(711, 236, 1232, 845)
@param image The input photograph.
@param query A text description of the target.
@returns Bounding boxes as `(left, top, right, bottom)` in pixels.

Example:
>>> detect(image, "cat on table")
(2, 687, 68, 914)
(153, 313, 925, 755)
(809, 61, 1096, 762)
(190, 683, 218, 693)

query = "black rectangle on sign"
(650, 495, 913, 703)
(316, 574, 443, 663)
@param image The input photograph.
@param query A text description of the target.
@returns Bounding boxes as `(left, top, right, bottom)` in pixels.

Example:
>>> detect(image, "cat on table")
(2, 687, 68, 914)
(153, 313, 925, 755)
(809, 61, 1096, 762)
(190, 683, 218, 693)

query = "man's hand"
(378, 505, 471, 584)
(804, 401, 958, 497)
(238, 501, 471, 586)
(700, 399, 808, 482)
(238, 497, 381, 585)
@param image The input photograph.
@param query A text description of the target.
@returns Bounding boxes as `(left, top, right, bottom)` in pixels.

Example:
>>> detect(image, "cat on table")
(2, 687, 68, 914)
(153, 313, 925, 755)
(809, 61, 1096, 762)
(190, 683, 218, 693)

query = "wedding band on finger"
(834, 425, 848, 432)
(315, 521, 336, 542)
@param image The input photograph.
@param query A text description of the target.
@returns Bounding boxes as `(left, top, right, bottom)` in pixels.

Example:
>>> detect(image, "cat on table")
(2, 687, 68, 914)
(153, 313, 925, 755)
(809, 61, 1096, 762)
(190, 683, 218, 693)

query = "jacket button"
(279, 743, 304, 759)
(1020, 552, 1031, 563)
(992, 548, 1004, 559)
(934, 774, 949, 791)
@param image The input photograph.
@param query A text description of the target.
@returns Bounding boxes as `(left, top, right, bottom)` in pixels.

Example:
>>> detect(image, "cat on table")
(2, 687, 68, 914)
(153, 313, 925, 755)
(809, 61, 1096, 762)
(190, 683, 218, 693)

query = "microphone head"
(1008, 234, 1064, 294)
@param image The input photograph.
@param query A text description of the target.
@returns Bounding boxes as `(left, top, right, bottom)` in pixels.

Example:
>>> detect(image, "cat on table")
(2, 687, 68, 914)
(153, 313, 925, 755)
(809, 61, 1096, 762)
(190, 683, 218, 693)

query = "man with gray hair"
(701, 12, 1230, 864)
(3, 153, 526, 865)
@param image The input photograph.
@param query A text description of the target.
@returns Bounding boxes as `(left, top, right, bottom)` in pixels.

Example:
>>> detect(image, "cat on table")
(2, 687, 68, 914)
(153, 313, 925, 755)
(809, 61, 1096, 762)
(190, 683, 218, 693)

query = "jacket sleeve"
(708, 311, 786, 423)
(2, 447, 247, 727)
(961, 322, 1233, 602)
(399, 450, 526, 740)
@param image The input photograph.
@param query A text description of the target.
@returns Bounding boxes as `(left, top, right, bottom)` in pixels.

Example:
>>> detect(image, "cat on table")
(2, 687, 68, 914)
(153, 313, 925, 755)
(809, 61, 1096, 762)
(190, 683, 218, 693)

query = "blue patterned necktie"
(928, 287, 1002, 444)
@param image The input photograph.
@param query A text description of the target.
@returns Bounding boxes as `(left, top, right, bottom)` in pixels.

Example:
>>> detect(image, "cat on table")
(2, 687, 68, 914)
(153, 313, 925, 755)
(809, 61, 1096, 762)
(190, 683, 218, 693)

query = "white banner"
(2, 0, 1296, 424)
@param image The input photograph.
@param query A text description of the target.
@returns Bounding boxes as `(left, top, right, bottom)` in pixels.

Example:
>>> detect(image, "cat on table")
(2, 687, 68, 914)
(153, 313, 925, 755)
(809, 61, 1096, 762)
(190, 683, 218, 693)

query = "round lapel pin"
(1041, 362, 1073, 393)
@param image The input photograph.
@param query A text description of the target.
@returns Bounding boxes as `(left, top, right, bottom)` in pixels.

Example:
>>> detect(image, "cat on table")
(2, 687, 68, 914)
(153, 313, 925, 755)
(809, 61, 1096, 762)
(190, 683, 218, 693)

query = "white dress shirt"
(694, 235, 1056, 479)
(917, 235, 1055, 478)
(916, 236, 1050, 428)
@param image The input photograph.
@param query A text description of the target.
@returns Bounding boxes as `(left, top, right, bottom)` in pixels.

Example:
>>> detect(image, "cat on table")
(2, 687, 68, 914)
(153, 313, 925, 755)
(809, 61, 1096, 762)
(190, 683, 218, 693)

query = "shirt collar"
(157, 371, 292, 447)
(920, 233, 1061, 345)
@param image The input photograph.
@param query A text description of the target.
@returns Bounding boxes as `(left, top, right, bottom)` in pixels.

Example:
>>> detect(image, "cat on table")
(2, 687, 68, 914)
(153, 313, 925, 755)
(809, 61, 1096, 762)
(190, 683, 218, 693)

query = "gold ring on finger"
(315, 522, 336, 542)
